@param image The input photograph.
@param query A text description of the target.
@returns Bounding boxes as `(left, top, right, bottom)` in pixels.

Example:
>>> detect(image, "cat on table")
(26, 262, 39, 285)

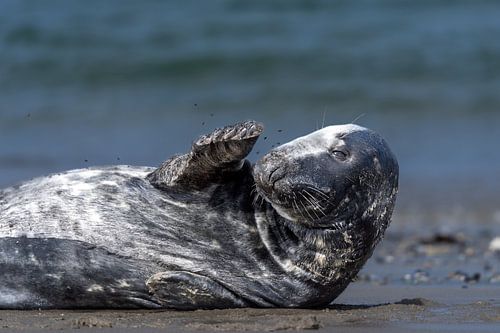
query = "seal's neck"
(254, 202, 372, 284)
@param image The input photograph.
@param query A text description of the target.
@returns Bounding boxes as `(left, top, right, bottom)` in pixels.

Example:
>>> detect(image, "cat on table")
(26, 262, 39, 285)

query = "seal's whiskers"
(304, 185, 329, 200)
(299, 194, 320, 220)
(302, 190, 327, 217)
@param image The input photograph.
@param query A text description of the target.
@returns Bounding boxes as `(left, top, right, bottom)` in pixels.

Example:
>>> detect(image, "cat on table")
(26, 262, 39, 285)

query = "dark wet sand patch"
(0, 285, 498, 332)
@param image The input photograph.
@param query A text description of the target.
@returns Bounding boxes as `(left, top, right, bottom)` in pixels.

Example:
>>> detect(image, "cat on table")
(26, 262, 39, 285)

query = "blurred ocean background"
(1, 0, 499, 230)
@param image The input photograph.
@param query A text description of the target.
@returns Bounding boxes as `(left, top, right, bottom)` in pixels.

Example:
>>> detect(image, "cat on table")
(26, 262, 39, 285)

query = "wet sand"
(1, 226, 499, 332)
(0, 285, 498, 332)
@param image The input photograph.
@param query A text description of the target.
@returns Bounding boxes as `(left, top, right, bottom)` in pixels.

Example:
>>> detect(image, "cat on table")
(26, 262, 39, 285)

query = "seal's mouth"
(258, 187, 353, 233)
(254, 178, 337, 226)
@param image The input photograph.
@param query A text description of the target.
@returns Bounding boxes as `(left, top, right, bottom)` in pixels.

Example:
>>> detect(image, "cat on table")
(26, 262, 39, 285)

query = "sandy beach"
(0, 285, 498, 332)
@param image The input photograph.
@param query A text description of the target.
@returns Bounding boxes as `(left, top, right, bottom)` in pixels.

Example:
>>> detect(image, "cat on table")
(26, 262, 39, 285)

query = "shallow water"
(1, 0, 500, 225)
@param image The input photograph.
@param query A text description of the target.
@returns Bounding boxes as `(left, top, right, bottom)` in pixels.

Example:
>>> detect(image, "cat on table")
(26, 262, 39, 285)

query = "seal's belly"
(0, 167, 155, 242)
(0, 166, 259, 269)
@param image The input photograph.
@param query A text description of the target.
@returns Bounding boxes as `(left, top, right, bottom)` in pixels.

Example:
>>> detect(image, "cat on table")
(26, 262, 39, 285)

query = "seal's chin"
(270, 201, 300, 222)
(253, 186, 298, 221)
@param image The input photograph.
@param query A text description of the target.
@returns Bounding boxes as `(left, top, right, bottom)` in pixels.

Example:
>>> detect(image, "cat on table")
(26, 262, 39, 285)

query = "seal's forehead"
(308, 124, 369, 146)
(278, 123, 368, 154)
(317, 124, 368, 138)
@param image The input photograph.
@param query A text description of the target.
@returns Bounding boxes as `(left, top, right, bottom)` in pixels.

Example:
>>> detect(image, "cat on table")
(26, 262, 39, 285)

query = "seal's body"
(0, 121, 398, 309)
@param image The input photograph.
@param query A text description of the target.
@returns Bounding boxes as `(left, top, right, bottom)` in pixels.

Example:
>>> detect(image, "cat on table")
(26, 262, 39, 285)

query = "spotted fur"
(0, 120, 398, 309)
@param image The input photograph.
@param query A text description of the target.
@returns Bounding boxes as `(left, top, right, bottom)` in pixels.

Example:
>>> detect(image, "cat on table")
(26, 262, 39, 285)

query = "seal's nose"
(254, 150, 286, 190)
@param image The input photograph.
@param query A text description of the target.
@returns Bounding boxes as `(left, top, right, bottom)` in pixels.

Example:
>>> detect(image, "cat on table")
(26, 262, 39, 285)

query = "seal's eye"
(331, 150, 348, 161)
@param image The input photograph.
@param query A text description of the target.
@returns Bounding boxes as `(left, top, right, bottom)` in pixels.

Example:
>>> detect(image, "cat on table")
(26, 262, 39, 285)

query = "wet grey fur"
(0, 120, 398, 309)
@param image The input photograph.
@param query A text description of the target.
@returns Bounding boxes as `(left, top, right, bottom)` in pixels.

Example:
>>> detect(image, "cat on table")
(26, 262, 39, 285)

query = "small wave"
(1, 52, 302, 86)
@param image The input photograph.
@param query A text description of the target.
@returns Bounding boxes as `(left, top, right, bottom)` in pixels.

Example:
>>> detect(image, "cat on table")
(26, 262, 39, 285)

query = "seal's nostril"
(268, 166, 280, 182)
(269, 166, 286, 189)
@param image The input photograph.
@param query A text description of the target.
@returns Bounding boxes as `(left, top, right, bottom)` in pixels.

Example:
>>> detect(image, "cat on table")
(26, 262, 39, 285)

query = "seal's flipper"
(192, 120, 263, 163)
(146, 271, 249, 309)
(147, 120, 263, 190)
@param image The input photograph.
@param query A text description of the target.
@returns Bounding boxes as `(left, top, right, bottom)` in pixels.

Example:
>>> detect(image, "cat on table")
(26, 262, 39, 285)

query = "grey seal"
(0, 120, 398, 309)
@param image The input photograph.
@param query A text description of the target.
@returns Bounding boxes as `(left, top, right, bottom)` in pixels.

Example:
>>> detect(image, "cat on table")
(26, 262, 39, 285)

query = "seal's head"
(253, 124, 398, 251)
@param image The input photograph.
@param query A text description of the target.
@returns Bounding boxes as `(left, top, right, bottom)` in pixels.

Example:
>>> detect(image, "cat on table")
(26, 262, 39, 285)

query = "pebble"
(356, 273, 383, 284)
(375, 255, 395, 264)
(488, 274, 500, 284)
(488, 237, 500, 252)
(403, 269, 430, 284)
(448, 270, 481, 283)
